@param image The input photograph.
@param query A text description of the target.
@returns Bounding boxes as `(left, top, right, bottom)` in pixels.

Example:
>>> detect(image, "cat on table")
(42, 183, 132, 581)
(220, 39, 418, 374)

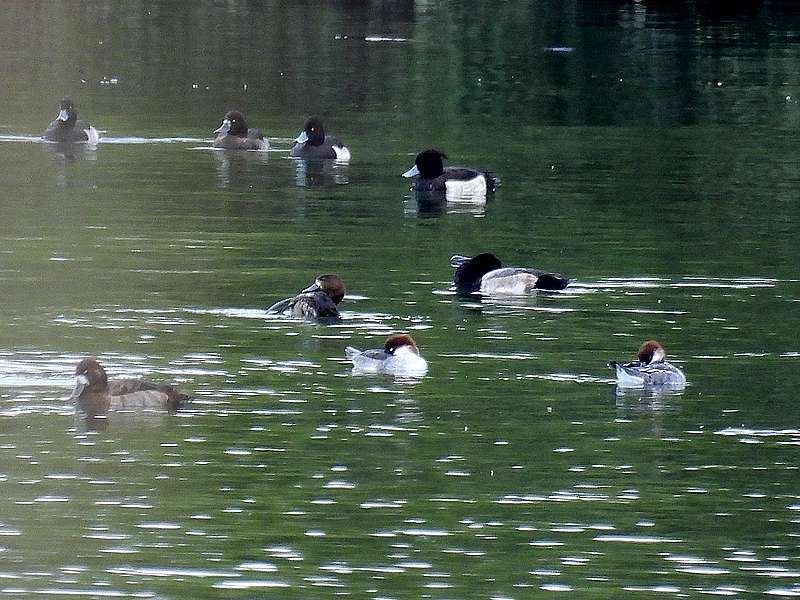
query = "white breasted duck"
(608, 340, 686, 388)
(402, 149, 496, 197)
(345, 334, 428, 376)
(212, 110, 269, 150)
(43, 98, 99, 144)
(266, 274, 346, 320)
(69, 358, 190, 417)
(289, 117, 350, 160)
(450, 252, 572, 296)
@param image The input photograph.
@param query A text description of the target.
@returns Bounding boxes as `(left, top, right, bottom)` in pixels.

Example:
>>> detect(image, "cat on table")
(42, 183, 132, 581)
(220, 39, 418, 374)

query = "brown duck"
(69, 357, 190, 416)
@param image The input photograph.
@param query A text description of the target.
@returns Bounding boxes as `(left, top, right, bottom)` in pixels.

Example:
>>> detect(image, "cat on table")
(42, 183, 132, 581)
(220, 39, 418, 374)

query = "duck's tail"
(535, 273, 572, 290)
(344, 346, 361, 360)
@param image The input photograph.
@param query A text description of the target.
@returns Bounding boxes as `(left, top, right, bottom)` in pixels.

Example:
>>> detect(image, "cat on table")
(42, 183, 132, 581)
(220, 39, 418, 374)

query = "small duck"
(266, 274, 346, 320)
(43, 98, 99, 144)
(289, 117, 350, 160)
(345, 334, 428, 376)
(402, 149, 496, 197)
(450, 253, 572, 295)
(608, 340, 687, 387)
(212, 110, 269, 150)
(69, 357, 190, 416)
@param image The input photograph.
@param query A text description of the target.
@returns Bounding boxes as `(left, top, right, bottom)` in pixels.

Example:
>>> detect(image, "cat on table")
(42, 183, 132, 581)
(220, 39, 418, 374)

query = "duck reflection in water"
(210, 147, 269, 188)
(69, 358, 191, 422)
(292, 158, 349, 187)
(404, 190, 487, 217)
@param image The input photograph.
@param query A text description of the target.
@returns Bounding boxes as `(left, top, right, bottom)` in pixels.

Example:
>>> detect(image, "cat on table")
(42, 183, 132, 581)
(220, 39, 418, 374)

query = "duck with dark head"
(212, 110, 269, 150)
(69, 358, 191, 417)
(289, 117, 350, 160)
(43, 98, 100, 144)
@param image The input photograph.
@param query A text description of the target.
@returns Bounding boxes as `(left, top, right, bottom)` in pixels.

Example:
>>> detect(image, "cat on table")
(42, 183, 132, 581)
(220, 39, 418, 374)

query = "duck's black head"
(56, 98, 78, 127)
(415, 149, 447, 179)
(301, 116, 326, 146)
(452, 252, 503, 294)
(215, 110, 249, 137)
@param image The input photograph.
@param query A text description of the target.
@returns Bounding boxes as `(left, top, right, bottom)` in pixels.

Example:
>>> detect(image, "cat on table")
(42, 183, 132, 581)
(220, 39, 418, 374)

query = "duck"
(43, 98, 100, 144)
(289, 117, 350, 160)
(212, 110, 269, 150)
(345, 334, 428, 376)
(450, 253, 572, 296)
(608, 340, 686, 387)
(402, 149, 496, 197)
(69, 357, 191, 416)
(266, 274, 346, 320)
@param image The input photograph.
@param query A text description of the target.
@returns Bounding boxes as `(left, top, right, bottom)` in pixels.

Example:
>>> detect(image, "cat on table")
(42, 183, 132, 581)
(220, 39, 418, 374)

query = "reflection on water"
(209, 148, 270, 189)
(292, 158, 350, 188)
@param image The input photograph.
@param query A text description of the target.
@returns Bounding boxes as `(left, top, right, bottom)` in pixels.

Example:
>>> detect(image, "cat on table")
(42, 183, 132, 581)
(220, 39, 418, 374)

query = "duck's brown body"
(70, 358, 190, 416)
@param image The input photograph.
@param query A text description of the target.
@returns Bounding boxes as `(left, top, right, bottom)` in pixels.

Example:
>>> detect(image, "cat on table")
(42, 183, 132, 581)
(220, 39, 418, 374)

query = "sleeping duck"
(450, 253, 572, 296)
(608, 340, 686, 388)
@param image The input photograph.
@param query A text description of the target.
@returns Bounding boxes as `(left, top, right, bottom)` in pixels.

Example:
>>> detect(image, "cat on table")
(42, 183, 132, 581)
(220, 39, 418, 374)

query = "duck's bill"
(57, 109, 70, 122)
(213, 119, 231, 135)
(69, 374, 89, 400)
(449, 255, 471, 268)
(301, 281, 322, 293)
(402, 164, 419, 178)
(295, 130, 309, 144)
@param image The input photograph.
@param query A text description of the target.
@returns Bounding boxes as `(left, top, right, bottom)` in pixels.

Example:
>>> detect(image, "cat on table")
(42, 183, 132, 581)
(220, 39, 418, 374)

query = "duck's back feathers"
(288, 291, 341, 320)
(213, 129, 268, 150)
(107, 379, 190, 412)
(608, 360, 686, 387)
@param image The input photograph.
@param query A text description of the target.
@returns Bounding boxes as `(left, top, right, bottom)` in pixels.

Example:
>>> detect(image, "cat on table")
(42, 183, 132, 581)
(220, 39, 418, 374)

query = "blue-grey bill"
(402, 164, 419, 178)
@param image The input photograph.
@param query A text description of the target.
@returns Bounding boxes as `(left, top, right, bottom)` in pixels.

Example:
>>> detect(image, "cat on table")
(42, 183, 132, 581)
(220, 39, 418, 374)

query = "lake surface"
(1, 1, 800, 598)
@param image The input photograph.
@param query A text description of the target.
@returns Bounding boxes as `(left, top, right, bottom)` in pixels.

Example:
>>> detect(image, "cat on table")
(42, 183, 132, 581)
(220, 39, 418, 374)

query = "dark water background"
(0, 1, 799, 598)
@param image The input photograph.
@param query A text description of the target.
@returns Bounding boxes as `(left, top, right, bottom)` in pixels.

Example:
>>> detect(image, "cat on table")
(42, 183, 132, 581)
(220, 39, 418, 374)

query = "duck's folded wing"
(290, 292, 340, 319)
(110, 389, 172, 411)
(109, 378, 189, 411)
(347, 348, 389, 372)
(266, 297, 293, 314)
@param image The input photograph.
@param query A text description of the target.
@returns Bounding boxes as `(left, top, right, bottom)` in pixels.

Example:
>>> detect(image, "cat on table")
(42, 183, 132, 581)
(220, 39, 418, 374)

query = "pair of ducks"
(69, 252, 685, 417)
(212, 112, 351, 161)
